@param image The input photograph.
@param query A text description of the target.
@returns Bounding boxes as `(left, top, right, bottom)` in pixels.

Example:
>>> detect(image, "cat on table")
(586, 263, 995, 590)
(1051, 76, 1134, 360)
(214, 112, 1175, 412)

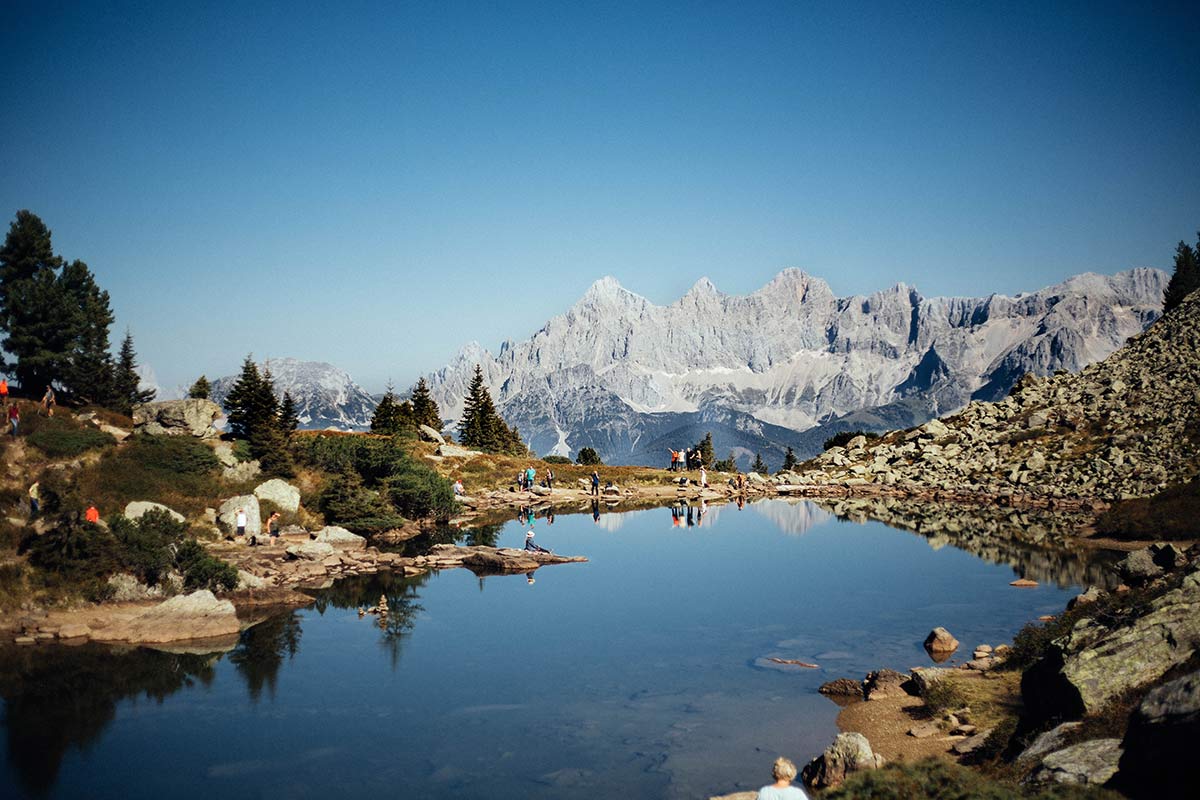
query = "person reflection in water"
(525, 572, 536, 585)
(757, 757, 809, 800)
(524, 530, 551, 553)
(591, 499, 600, 523)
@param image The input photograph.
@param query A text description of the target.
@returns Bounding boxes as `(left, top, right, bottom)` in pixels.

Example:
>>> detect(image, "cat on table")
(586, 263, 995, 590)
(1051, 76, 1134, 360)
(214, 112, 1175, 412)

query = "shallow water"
(0, 499, 1103, 799)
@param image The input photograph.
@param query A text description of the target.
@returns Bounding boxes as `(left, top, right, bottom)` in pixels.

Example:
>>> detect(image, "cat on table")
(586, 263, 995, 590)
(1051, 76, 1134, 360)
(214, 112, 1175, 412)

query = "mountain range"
(210, 357, 377, 431)
(425, 268, 1168, 469)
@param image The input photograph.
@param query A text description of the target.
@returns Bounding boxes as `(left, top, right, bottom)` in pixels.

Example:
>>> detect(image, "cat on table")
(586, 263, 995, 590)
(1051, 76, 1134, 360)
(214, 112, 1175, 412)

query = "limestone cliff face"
(794, 288, 1200, 502)
(428, 268, 1167, 463)
(211, 358, 377, 431)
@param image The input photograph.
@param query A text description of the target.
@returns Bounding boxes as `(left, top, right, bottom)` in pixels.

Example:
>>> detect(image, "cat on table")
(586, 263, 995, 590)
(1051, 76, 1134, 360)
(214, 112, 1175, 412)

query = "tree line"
(0, 210, 154, 414)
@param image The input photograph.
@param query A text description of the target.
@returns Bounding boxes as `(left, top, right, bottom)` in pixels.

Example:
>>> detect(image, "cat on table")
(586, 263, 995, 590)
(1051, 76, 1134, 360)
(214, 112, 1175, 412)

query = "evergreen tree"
(752, 453, 769, 474)
(59, 259, 115, 405)
(712, 451, 737, 472)
(112, 331, 155, 415)
(692, 432, 715, 468)
(409, 377, 442, 431)
(279, 391, 299, 435)
(371, 384, 407, 435)
(782, 446, 799, 472)
(188, 375, 212, 400)
(576, 446, 602, 465)
(0, 210, 62, 387)
(1164, 234, 1200, 313)
(223, 355, 263, 439)
(457, 365, 525, 454)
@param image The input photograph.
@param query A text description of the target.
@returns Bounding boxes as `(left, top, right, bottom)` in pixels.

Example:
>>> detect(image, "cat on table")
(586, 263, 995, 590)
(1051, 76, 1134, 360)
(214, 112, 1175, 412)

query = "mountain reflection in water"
(0, 498, 1108, 799)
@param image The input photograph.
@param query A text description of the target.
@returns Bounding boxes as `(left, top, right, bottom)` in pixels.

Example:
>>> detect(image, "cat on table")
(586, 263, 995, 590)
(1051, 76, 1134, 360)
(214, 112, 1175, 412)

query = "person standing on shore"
(8, 403, 19, 436)
(234, 508, 247, 542)
(0, 378, 8, 405)
(545, 467, 554, 490)
(590, 469, 600, 496)
(755, 757, 808, 800)
(28, 481, 39, 517)
(700, 466, 708, 488)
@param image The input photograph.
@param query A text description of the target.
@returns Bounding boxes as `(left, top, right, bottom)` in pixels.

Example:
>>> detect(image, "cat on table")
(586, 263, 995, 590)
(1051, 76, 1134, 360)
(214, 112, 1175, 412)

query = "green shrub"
(109, 509, 189, 586)
(922, 676, 968, 714)
(542, 455, 572, 464)
(22, 517, 124, 582)
(175, 539, 238, 591)
(824, 758, 1120, 799)
(823, 430, 881, 450)
(1094, 479, 1200, 541)
(575, 447, 602, 465)
(318, 469, 406, 533)
(385, 460, 458, 521)
(26, 416, 115, 457)
(74, 434, 222, 516)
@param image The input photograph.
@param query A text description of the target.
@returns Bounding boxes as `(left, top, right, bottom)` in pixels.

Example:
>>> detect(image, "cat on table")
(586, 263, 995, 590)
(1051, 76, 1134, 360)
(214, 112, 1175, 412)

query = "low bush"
(1094, 479, 1200, 540)
(22, 517, 124, 582)
(26, 416, 115, 458)
(385, 460, 458, 521)
(318, 469, 406, 533)
(824, 758, 1120, 799)
(542, 455, 572, 464)
(109, 508, 189, 586)
(175, 539, 238, 591)
(72, 434, 222, 516)
(922, 676, 969, 714)
(823, 430, 881, 451)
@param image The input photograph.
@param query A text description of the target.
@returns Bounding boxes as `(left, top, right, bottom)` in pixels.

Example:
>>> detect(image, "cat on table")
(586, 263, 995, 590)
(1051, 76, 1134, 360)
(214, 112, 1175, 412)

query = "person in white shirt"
(235, 508, 247, 541)
(756, 757, 809, 800)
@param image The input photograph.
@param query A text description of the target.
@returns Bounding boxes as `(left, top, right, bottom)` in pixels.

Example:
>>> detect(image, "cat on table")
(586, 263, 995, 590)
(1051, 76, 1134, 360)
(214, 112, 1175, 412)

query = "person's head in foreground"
(773, 757, 796, 783)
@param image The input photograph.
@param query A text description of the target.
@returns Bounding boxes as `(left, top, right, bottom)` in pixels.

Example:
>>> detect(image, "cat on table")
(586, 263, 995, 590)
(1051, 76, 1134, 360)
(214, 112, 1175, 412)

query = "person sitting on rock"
(524, 530, 551, 554)
(453, 478, 465, 496)
(756, 757, 808, 800)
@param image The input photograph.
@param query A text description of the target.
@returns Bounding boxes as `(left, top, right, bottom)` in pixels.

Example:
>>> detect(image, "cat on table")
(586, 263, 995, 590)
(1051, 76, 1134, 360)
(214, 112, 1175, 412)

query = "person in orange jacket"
(85, 505, 100, 523)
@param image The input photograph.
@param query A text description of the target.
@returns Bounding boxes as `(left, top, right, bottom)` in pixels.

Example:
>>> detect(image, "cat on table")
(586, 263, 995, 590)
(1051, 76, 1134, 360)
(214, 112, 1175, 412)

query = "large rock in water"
(801, 732, 885, 789)
(217, 495, 260, 536)
(253, 478, 301, 513)
(132, 399, 222, 438)
(1114, 668, 1200, 798)
(1023, 570, 1200, 718)
(124, 501, 185, 524)
(924, 626, 960, 654)
(90, 590, 239, 643)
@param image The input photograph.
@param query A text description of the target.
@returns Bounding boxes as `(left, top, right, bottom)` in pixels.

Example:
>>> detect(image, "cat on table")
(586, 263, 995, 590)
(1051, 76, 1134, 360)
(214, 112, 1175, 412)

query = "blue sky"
(1, 1, 1197, 394)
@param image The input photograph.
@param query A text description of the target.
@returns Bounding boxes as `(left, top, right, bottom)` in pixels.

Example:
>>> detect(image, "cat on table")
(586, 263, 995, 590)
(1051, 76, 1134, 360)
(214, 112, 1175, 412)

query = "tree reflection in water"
(309, 571, 431, 668)
(228, 611, 303, 702)
(0, 643, 221, 796)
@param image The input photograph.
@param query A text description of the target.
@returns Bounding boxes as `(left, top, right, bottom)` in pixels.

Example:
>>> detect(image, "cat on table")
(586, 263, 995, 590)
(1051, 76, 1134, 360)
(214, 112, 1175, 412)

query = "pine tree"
(224, 355, 263, 439)
(692, 432, 715, 468)
(0, 210, 60, 386)
(371, 383, 407, 435)
(457, 365, 525, 455)
(59, 259, 115, 405)
(576, 447, 602, 465)
(752, 453, 769, 474)
(409, 377, 442, 431)
(112, 331, 155, 415)
(782, 446, 799, 472)
(1164, 235, 1200, 313)
(279, 391, 299, 435)
(188, 375, 212, 400)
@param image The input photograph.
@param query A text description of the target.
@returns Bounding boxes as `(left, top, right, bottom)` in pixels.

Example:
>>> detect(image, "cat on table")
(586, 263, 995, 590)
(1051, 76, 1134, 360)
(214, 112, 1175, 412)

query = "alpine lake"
(0, 497, 1116, 800)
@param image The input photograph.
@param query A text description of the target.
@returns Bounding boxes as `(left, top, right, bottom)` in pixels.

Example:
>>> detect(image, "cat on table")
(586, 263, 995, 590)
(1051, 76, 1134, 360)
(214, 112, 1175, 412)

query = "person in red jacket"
(85, 505, 100, 523)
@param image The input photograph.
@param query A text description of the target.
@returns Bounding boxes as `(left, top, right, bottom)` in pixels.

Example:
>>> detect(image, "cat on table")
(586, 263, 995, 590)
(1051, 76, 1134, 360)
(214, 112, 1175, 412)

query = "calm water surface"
(1, 500, 1102, 799)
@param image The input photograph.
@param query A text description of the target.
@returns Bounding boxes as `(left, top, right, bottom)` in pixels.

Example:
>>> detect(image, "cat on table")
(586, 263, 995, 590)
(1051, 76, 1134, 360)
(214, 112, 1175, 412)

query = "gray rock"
(910, 667, 954, 696)
(1016, 722, 1083, 765)
(90, 590, 240, 644)
(436, 443, 481, 458)
(819, 678, 864, 698)
(1118, 549, 1164, 583)
(311, 526, 366, 551)
(107, 572, 166, 602)
(1067, 586, 1104, 610)
(1027, 739, 1122, 786)
(132, 399, 222, 439)
(212, 441, 238, 467)
(286, 541, 335, 560)
(907, 722, 940, 739)
(222, 460, 261, 483)
(801, 732, 885, 789)
(952, 727, 994, 755)
(1149, 542, 1187, 570)
(253, 478, 301, 513)
(418, 424, 445, 444)
(217, 495, 260, 537)
(864, 668, 910, 700)
(236, 570, 267, 590)
(1115, 668, 1200, 796)
(124, 501, 185, 524)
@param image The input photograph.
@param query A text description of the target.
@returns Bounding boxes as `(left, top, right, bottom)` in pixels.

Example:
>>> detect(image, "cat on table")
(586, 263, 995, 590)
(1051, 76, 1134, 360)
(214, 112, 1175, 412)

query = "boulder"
(106, 573, 165, 602)
(418, 424, 445, 444)
(529, 484, 552, 497)
(1117, 548, 1164, 584)
(132, 399, 222, 439)
(1023, 576, 1200, 718)
(124, 501, 185, 524)
(236, 570, 268, 590)
(312, 526, 366, 551)
(924, 626, 960, 654)
(801, 732, 885, 789)
(1027, 739, 1122, 786)
(1114, 668, 1200, 797)
(286, 541, 335, 561)
(907, 722, 941, 739)
(864, 668, 910, 700)
(1149, 542, 1187, 571)
(212, 441, 238, 467)
(1067, 586, 1104, 611)
(222, 460, 262, 483)
(253, 478, 301, 513)
(91, 590, 240, 643)
(951, 727, 994, 755)
(436, 444, 481, 458)
(909, 667, 954, 696)
(58, 623, 91, 640)
(819, 678, 864, 698)
(217, 495, 260, 537)
(1016, 722, 1083, 765)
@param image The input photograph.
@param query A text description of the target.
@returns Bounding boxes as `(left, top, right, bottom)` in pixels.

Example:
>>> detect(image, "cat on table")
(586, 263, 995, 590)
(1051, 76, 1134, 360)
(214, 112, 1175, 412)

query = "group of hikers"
(228, 507, 284, 546)
(666, 447, 707, 472)
(516, 465, 556, 491)
(2, 379, 57, 436)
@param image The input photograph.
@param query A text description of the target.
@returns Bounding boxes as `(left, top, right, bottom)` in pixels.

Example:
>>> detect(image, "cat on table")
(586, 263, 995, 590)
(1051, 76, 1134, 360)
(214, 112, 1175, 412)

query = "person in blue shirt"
(524, 530, 551, 553)
(756, 757, 809, 800)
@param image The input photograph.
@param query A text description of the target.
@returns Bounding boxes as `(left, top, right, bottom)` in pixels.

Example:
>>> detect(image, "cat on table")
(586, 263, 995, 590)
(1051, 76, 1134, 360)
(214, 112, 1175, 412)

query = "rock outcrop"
(123, 501, 186, 523)
(90, 590, 240, 643)
(801, 732, 886, 789)
(132, 399, 223, 438)
(1026, 739, 1122, 786)
(311, 526, 366, 551)
(253, 478, 301, 513)
(1114, 668, 1200, 798)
